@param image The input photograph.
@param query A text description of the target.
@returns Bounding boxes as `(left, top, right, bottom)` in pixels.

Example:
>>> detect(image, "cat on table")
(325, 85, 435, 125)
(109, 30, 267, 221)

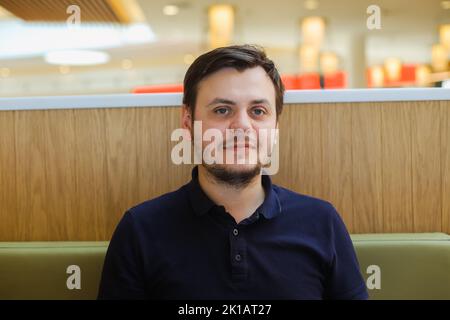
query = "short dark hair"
(182, 44, 285, 119)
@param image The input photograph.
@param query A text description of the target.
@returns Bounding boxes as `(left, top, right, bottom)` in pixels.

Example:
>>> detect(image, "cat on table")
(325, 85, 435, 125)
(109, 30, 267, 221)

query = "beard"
(202, 163, 262, 189)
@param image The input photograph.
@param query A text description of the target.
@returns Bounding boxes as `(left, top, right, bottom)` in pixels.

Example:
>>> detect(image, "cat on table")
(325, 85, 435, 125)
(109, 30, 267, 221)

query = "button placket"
(229, 226, 248, 280)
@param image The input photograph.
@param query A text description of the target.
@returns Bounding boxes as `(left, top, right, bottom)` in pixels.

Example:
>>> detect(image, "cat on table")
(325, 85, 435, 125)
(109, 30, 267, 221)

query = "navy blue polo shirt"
(98, 166, 368, 300)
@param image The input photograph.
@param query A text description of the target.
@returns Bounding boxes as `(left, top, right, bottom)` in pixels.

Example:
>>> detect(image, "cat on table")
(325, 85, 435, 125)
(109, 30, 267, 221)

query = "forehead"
(196, 66, 276, 104)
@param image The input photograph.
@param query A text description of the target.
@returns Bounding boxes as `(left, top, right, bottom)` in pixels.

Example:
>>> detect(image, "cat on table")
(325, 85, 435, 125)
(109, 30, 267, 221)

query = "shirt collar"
(186, 166, 282, 220)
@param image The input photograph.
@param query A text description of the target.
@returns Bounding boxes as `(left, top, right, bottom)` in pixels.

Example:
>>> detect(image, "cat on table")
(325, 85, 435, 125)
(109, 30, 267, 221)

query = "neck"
(198, 165, 265, 224)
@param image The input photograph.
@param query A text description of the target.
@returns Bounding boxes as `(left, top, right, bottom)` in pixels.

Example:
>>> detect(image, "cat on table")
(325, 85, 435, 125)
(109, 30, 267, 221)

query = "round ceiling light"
(44, 50, 110, 66)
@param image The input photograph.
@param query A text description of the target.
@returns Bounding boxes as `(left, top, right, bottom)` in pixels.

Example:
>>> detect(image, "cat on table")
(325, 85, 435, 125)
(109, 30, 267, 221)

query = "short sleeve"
(324, 205, 369, 300)
(97, 211, 147, 300)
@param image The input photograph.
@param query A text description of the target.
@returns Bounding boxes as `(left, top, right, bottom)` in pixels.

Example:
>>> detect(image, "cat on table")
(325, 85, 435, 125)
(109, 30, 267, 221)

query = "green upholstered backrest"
(0, 242, 108, 300)
(0, 233, 449, 300)
(352, 233, 450, 300)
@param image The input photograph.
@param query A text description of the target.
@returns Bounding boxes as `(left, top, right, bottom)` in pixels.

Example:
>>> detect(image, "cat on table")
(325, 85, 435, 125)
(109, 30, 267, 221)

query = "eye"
(251, 107, 266, 116)
(214, 107, 230, 115)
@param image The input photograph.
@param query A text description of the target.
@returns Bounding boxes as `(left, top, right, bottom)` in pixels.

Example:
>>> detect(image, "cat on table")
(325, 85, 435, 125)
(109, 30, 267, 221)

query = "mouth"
(224, 143, 256, 150)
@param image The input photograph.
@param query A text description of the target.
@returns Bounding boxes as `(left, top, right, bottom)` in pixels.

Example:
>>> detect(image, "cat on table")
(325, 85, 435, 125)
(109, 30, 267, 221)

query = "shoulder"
(274, 184, 337, 220)
(126, 184, 189, 225)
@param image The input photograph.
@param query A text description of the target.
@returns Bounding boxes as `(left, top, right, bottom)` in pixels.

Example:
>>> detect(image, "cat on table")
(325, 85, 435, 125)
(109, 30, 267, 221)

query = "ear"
(181, 104, 193, 141)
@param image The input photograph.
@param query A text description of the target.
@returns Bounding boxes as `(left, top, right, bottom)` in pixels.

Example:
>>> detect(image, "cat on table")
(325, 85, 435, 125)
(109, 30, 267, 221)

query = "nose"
(229, 109, 252, 131)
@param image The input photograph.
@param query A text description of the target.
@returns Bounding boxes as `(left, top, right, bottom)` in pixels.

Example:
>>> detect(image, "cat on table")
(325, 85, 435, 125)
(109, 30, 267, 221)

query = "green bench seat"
(0, 233, 449, 300)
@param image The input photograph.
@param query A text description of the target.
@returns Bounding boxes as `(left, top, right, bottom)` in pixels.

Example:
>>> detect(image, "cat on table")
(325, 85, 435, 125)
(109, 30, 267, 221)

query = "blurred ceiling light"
(431, 44, 448, 72)
(301, 16, 325, 48)
(370, 66, 385, 87)
(299, 44, 319, 73)
(0, 67, 10, 78)
(45, 50, 110, 66)
(208, 4, 234, 49)
(384, 57, 402, 81)
(440, 24, 450, 50)
(304, 0, 319, 10)
(121, 59, 133, 70)
(320, 52, 339, 75)
(59, 65, 71, 75)
(441, 1, 450, 9)
(163, 5, 180, 16)
(184, 54, 195, 65)
(415, 65, 431, 87)
(0, 21, 155, 60)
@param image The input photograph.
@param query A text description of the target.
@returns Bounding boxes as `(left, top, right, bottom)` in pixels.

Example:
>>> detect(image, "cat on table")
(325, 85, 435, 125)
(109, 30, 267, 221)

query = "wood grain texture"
(273, 104, 323, 198)
(45, 109, 77, 240)
(411, 102, 441, 232)
(14, 110, 50, 240)
(74, 108, 108, 240)
(352, 103, 383, 233)
(0, 101, 449, 240)
(381, 102, 413, 232)
(104, 108, 138, 239)
(0, 111, 17, 241)
(320, 103, 354, 232)
(442, 101, 450, 234)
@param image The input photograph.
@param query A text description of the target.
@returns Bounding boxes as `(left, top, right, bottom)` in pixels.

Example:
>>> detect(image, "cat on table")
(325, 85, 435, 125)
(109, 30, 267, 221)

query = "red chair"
(324, 71, 346, 89)
(132, 84, 183, 94)
(281, 74, 300, 90)
(297, 73, 321, 89)
(401, 64, 416, 83)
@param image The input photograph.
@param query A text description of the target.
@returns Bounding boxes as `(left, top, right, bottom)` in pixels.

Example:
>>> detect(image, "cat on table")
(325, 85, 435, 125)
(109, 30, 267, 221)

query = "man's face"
(182, 66, 278, 185)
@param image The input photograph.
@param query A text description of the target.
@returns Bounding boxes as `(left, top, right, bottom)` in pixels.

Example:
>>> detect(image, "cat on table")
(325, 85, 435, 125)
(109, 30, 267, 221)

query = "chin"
(202, 162, 262, 188)
(212, 162, 261, 173)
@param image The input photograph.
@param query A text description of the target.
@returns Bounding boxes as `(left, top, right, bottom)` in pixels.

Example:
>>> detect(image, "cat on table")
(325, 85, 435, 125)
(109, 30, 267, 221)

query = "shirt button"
(233, 228, 239, 236)
(235, 254, 241, 262)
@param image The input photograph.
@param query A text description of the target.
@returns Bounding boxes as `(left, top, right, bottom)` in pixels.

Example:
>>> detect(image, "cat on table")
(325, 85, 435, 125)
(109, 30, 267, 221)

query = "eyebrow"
(206, 98, 271, 108)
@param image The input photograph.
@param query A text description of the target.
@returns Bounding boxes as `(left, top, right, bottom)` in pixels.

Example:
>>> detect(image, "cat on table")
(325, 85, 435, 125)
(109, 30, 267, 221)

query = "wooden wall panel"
(104, 108, 138, 239)
(45, 110, 77, 240)
(135, 107, 192, 207)
(320, 103, 354, 232)
(352, 103, 383, 233)
(442, 101, 450, 234)
(0, 100, 449, 240)
(14, 111, 50, 240)
(0, 111, 17, 241)
(273, 104, 323, 198)
(411, 102, 442, 232)
(381, 102, 413, 232)
(74, 109, 108, 240)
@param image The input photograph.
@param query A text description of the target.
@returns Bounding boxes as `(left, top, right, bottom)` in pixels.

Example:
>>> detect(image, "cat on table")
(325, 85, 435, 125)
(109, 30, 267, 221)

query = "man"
(98, 45, 368, 300)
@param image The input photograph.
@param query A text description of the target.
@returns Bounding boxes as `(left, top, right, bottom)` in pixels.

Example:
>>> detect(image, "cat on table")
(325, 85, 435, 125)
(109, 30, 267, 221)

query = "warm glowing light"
(370, 66, 385, 87)
(299, 44, 319, 73)
(384, 57, 402, 81)
(320, 52, 339, 74)
(431, 44, 448, 72)
(208, 5, 234, 49)
(301, 16, 325, 47)
(440, 24, 450, 50)
(415, 65, 431, 87)
(163, 5, 179, 16)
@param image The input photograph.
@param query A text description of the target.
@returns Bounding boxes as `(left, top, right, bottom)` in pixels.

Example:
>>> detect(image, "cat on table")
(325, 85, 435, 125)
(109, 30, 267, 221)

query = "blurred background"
(0, 0, 449, 97)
